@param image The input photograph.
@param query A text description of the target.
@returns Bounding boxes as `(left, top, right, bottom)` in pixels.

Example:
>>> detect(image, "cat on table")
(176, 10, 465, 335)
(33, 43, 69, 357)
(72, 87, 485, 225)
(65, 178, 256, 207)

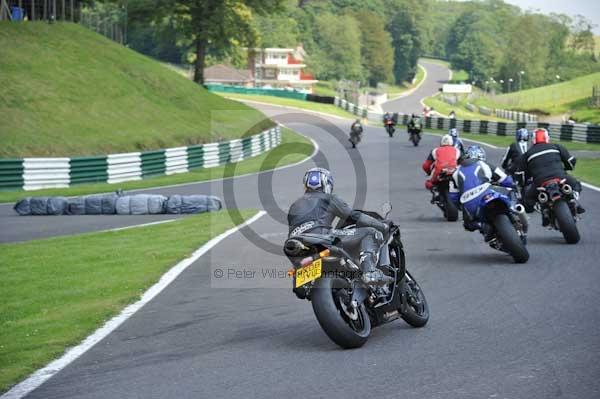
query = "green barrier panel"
(141, 150, 166, 177)
(0, 159, 25, 190)
(206, 84, 307, 101)
(70, 156, 108, 185)
(218, 142, 231, 165)
(187, 145, 204, 169)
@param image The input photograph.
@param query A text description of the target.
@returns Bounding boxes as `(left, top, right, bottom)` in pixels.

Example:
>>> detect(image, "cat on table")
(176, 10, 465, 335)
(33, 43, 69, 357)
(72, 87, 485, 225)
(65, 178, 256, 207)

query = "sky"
(501, 0, 600, 33)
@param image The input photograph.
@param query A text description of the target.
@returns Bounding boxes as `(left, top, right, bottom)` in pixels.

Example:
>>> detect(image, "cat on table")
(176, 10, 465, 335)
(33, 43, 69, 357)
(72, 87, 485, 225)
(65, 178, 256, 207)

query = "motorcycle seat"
(289, 233, 337, 246)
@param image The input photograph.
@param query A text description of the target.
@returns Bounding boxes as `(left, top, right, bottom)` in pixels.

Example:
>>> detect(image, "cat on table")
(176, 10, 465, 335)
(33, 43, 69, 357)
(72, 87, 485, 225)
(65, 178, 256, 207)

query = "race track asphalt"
(4, 62, 600, 399)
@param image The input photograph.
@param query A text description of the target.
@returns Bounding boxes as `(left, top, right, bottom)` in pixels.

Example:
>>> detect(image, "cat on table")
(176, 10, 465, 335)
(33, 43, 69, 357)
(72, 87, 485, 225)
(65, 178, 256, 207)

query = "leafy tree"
(309, 13, 363, 81)
(389, 2, 423, 83)
(354, 10, 393, 86)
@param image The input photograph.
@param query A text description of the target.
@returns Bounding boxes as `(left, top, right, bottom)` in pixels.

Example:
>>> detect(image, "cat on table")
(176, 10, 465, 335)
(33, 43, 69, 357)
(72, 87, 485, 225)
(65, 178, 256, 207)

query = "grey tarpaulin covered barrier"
(15, 193, 222, 216)
(166, 195, 222, 214)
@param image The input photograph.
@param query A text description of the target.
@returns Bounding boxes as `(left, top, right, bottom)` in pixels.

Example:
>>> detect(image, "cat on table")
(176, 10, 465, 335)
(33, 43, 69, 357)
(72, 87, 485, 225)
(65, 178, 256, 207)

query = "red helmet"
(533, 128, 550, 144)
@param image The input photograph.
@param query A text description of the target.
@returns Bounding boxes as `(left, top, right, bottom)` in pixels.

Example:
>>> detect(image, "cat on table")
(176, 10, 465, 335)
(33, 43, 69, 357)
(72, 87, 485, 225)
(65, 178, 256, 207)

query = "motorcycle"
(384, 119, 395, 137)
(430, 167, 459, 221)
(460, 183, 529, 263)
(408, 120, 422, 147)
(535, 177, 581, 244)
(284, 203, 429, 349)
(349, 127, 362, 148)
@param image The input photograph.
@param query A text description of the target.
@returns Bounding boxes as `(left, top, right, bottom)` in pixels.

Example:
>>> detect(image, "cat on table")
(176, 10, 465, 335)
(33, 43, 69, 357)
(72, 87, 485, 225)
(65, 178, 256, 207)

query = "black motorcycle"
(284, 203, 429, 349)
(349, 127, 362, 148)
(535, 177, 581, 244)
(408, 119, 422, 146)
(430, 167, 459, 221)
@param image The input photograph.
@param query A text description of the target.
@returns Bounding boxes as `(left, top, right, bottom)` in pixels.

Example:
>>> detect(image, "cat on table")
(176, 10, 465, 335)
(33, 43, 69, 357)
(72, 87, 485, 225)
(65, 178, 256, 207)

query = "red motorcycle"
(430, 167, 459, 221)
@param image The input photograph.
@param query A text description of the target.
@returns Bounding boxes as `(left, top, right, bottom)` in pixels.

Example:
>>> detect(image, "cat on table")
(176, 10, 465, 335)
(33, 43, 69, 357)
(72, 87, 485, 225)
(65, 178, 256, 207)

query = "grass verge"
(423, 95, 510, 122)
(573, 159, 600, 187)
(0, 209, 257, 393)
(0, 22, 272, 157)
(220, 93, 358, 119)
(426, 130, 600, 152)
(0, 128, 314, 203)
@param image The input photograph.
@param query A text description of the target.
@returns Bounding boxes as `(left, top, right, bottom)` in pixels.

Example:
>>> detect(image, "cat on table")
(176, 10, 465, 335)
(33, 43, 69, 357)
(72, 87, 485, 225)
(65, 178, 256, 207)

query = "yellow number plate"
(295, 258, 322, 288)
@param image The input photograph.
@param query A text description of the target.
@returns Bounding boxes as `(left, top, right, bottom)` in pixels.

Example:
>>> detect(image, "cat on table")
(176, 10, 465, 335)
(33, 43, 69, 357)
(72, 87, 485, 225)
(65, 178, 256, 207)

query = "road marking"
(582, 182, 600, 192)
(106, 219, 177, 232)
(0, 210, 267, 399)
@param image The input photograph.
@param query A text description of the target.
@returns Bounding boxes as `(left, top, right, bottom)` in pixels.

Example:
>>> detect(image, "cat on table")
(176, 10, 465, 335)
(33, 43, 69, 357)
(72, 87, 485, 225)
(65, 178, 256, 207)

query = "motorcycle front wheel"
(399, 272, 429, 328)
(493, 213, 529, 263)
(311, 277, 371, 349)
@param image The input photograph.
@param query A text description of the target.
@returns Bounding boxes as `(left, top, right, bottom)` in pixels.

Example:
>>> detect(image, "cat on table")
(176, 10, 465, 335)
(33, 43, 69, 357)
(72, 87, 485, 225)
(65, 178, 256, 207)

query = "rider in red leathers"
(422, 135, 462, 191)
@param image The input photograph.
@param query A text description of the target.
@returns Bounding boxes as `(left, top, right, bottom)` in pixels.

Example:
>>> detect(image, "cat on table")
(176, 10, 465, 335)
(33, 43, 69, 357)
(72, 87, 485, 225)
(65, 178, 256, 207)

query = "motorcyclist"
(516, 128, 585, 223)
(449, 128, 465, 155)
(407, 113, 421, 131)
(349, 119, 363, 147)
(448, 110, 456, 119)
(383, 112, 394, 125)
(287, 168, 393, 286)
(501, 128, 529, 176)
(422, 134, 461, 192)
(449, 145, 514, 239)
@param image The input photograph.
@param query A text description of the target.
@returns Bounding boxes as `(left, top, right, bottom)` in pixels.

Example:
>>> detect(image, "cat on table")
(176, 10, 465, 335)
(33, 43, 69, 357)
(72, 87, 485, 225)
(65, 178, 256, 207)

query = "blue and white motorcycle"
(459, 182, 529, 263)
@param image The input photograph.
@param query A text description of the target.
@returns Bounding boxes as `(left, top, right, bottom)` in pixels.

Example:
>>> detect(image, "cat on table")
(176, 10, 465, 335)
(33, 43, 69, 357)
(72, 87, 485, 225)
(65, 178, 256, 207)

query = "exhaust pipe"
(284, 239, 305, 256)
(561, 183, 573, 195)
(513, 204, 525, 214)
(538, 191, 549, 204)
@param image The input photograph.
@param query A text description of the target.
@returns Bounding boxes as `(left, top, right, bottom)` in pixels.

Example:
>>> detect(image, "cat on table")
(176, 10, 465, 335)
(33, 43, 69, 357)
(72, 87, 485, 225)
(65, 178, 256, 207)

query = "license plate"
(295, 258, 322, 288)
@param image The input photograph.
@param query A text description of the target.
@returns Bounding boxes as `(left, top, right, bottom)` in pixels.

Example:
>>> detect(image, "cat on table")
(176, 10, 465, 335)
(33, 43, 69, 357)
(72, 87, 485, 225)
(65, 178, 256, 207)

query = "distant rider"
(287, 168, 393, 286)
(501, 128, 529, 176)
(449, 128, 465, 155)
(351, 119, 363, 134)
(449, 145, 514, 239)
(422, 135, 461, 191)
(516, 128, 585, 223)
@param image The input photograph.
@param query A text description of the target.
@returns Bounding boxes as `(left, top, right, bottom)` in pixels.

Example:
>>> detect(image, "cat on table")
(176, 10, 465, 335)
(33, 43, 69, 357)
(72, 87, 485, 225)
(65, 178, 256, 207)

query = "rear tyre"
(493, 214, 529, 263)
(311, 277, 371, 349)
(400, 272, 429, 328)
(554, 199, 580, 244)
(444, 196, 458, 222)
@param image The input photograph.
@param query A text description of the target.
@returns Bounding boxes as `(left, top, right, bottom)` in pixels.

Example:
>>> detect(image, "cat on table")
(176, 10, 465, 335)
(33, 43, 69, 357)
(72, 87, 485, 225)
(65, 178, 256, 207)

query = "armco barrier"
(332, 98, 600, 144)
(0, 126, 281, 191)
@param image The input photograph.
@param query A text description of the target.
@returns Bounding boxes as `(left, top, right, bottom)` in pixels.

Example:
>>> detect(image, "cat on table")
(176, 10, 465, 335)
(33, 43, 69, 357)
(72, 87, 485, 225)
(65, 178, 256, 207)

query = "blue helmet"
(449, 128, 459, 137)
(516, 128, 529, 142)
(303, 167, 334, 194)
(465, 145, 486, 162)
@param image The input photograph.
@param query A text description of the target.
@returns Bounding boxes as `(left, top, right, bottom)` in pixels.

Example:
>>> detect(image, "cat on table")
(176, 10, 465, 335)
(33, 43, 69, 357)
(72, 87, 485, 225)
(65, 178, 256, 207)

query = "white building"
(249, 46, 318, 92)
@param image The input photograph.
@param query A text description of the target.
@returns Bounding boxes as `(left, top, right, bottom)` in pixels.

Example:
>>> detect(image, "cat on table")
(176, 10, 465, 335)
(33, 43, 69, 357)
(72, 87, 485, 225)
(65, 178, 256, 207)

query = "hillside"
(472, 72, 600, 123)
(0, 23, 272, 157)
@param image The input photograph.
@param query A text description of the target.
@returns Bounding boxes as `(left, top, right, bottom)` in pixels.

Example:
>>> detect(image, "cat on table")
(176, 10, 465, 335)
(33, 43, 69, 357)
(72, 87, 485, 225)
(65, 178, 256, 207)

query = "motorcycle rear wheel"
(493, 214, 529, 263)
(554, 199, 580, 244)
(444, 194, 458, 222)
(311, 277, 371, 349)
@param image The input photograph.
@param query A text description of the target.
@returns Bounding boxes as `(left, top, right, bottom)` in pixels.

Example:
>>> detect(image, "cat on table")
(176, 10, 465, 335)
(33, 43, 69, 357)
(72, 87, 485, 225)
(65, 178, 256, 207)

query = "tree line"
(115, 0, 598, 92)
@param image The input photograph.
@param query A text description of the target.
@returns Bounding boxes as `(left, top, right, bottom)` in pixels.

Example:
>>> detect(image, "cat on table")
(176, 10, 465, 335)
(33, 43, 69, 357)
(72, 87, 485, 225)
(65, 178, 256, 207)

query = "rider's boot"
(360, 252, 393, 286)
(541, 208, 551, 227)
(572, 192, 585, 214)
(480, 223, 495, 242)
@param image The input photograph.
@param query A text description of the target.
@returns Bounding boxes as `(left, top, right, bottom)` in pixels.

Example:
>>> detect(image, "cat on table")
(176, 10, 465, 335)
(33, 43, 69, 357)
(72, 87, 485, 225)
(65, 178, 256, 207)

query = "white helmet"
(440, 134, 453, 146)
(303, 167, 334, 194)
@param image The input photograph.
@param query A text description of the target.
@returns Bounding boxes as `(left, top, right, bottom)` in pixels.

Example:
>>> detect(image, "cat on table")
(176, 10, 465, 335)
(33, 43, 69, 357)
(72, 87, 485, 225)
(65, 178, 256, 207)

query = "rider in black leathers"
(287, 168, 393, 286)
(517, 128, 585, 221)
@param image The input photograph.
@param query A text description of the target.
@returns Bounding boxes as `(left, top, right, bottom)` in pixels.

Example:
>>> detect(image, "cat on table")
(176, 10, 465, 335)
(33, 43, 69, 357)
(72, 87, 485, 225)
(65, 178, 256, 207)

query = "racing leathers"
(501, 141, 529, 175)
(422, 146, 461, 190)
(452, 136, 465, 155)
(287, 190, 391, 284)
(516, 143, 583, 213)
(449, 159, 514, 237)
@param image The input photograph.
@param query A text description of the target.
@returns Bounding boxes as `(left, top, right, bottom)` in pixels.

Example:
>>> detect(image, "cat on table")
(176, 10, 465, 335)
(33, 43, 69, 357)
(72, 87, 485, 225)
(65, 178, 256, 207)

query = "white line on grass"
(1, 210, 267, 399)
(106, 219, 177, 232)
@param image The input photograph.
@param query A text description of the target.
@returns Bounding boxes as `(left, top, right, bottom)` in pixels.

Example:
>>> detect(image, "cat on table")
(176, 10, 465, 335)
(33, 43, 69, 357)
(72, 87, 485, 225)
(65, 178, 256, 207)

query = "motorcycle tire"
(493, 213, 529, 263)
(399, 272, 429, 328)
(444, 196, 458, 222)
(553, 199, 580, 244)
(311, 277, 371, 349)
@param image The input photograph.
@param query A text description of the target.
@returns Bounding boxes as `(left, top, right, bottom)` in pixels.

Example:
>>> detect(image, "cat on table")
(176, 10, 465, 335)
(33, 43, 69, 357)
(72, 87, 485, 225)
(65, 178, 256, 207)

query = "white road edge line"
(582, 182, 600, 193)
(105, 219, 177, 232)
(1, 210, 267, 399)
